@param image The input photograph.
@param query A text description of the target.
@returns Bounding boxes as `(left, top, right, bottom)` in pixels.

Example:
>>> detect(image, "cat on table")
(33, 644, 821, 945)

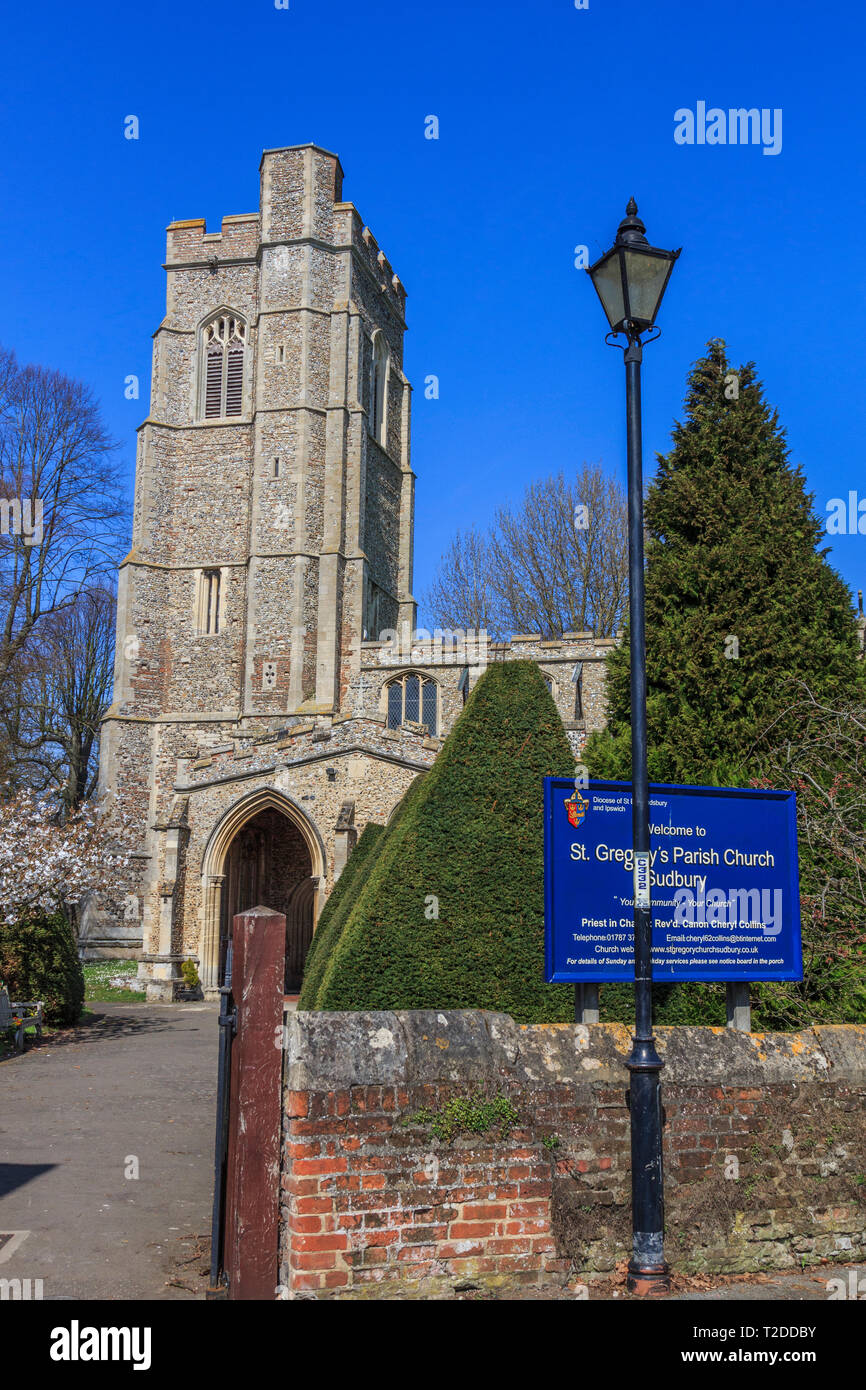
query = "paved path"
(0, 1003, 218, 1300)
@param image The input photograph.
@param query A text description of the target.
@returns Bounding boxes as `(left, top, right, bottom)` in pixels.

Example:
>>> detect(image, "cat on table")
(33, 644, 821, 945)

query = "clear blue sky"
(1, 0, 864, 624)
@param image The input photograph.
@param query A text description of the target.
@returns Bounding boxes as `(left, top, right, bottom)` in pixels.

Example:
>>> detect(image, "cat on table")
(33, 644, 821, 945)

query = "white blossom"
(0, 786, 129, 925)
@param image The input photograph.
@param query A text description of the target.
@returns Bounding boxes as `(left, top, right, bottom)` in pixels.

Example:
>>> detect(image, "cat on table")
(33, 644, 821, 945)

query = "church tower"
(94, 146, 419, 995)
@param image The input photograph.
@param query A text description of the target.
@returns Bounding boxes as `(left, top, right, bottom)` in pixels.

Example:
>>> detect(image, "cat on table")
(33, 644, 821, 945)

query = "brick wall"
(279, 1013, 866, 1298)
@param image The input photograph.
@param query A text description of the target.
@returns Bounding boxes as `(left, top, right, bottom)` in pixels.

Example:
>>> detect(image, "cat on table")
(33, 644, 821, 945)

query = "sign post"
(545, 779, 802, 986)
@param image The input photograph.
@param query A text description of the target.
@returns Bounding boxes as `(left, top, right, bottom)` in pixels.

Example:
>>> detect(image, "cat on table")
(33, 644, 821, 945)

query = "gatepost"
(223, 905, 286, 1300)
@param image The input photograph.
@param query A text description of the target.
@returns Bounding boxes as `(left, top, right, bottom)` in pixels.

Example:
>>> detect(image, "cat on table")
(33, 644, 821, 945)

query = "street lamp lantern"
(587, 199, 680, 335)
(587, 199, 680, 1297)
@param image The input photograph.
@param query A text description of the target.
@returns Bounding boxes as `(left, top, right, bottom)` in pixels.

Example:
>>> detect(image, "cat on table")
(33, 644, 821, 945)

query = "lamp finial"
(617, 198, 647, 246)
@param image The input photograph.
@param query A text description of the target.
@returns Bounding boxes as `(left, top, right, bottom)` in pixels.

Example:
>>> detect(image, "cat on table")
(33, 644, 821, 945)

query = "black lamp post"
(587, 200, 680, 1296)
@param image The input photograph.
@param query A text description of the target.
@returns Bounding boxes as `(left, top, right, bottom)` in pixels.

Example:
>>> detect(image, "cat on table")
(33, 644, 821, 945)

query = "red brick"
(294, 1157, 348, 1177)
(487, 1237, 532, 1255)
(323, 1270, 349, 1288)
(285, 1176, 320, 1197)
(361, 1228, 400, 1248)
(361, 1210, 391, 1228)
(290, 1118, 347, 1137)
(294, 1196, 333, 1216)
(404, 1224, 447, 1243)
(462, 1202, 509, 1221)
(350, 1117, 392, 1135)
(507, 1200, 548, 1219)
(439, 1241, 485, 1259)
(290, 1272, 323, 1292)
(292, 1215, 322, 1234)
(287, 1140, 322, 1160)
(450, 1221, 496, 1239)
(447, 1256, 500, 1275)
(294, 1250, 338, 1271)
(286, 1091, 308, 1118)
(291, 1233, 348, 1253)
(361, 1246, 389, 1266)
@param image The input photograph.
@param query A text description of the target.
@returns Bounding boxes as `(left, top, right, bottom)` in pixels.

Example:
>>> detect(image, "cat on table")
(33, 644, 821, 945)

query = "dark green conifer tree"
(587, 340, 864, 787)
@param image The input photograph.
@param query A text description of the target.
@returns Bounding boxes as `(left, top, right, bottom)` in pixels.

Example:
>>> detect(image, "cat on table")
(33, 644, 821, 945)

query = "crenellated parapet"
(165, 213, 261, 266)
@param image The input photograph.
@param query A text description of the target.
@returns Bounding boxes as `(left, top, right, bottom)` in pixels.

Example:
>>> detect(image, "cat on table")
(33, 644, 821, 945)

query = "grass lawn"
(83, 960, 146, 1003)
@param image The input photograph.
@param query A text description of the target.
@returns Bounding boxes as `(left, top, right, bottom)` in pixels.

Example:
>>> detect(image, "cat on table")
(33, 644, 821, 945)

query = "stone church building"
(89, 145, 615, 999)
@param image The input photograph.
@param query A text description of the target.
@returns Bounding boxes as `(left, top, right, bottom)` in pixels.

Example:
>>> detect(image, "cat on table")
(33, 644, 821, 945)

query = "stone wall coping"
(284, 1011, 866, 1091)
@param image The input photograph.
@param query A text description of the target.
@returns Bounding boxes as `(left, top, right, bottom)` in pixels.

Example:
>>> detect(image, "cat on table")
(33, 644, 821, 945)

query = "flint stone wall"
(279, 1012, 866, 1298)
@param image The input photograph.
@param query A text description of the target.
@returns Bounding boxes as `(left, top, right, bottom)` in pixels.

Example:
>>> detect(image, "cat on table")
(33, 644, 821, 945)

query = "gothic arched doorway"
(199, 789, 326, 994)
(218, 807, 316, 993)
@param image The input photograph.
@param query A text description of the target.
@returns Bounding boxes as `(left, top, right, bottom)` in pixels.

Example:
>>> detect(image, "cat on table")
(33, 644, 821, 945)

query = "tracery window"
(202, 313, 247, 419)
(385, 673, 438, 736)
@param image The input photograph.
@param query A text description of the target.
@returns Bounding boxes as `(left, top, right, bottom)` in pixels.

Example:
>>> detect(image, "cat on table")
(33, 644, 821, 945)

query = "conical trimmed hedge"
(315, 660, 575, 1022)
(298, 822, 385, 1009)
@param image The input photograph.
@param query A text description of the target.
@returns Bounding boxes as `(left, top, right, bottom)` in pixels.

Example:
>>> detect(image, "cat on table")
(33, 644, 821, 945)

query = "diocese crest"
(565, 790, 589, 828)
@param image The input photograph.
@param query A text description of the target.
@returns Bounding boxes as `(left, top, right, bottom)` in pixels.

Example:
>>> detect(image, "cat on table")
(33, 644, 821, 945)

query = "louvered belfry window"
(202, 314, 247, 419)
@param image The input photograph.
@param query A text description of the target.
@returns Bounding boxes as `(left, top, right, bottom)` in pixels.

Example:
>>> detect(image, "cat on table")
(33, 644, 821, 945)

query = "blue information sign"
(544, 779, 802, 983)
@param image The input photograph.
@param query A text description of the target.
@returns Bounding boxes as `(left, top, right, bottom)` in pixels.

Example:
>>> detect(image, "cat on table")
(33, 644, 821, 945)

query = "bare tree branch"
(0, 345, 125, 697)
(424, 463, 628, 639)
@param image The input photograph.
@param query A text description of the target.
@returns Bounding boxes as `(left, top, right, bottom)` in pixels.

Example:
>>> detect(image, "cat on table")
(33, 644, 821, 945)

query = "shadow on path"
(3, 1003, 213, 1060)
(0, 1163, 58, 1198)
